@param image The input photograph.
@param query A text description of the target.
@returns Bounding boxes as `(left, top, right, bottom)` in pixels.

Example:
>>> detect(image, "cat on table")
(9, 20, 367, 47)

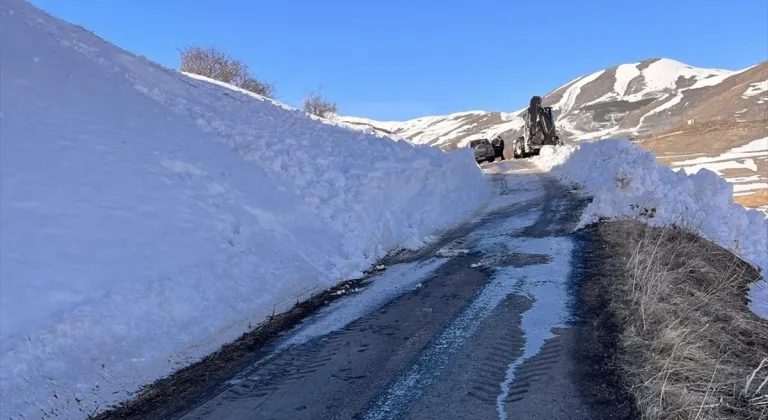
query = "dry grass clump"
(598, 220, 768, 420)
(734, 190, 768, 209)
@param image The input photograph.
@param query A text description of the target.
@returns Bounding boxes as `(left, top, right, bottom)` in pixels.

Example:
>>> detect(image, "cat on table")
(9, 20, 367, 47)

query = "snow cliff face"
(0, 0, 490, 418)
(340, 59, 768, 149)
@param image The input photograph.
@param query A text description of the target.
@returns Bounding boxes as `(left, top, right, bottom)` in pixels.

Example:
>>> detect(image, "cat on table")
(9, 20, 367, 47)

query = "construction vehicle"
(513, 95, 562, 158)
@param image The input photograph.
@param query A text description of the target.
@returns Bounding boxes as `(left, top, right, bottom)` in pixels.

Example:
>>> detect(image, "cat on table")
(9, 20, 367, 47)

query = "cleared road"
(178, 162, 633, 420)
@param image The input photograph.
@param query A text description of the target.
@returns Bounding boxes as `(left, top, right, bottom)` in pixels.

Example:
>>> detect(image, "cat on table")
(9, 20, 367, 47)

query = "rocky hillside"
(339, 58, 768, 150)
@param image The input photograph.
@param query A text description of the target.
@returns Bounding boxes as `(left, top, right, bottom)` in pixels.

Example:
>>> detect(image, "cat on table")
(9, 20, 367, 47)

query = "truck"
(468, 138, 496, 164)
(513, 95, 563, 158)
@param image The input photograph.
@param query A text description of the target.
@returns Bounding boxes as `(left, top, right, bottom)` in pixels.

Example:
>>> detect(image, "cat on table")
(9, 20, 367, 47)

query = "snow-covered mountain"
(340, 58, 768, 149)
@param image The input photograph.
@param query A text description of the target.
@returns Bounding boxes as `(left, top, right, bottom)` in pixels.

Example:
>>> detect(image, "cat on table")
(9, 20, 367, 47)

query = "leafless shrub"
(178, 46, 275, 98)
(235, 74, 275, 99)
(598, 220, 768, 420)
(302, 86, 337, 119)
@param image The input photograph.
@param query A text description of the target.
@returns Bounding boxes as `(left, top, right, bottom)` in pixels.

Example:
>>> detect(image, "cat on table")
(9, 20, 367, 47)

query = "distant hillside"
(339, 58, 768, 150)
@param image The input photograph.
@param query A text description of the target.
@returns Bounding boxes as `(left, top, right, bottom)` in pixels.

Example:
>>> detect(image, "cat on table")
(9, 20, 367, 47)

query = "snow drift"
(531, 140, 768, 318)
(0, 0, 489, 418)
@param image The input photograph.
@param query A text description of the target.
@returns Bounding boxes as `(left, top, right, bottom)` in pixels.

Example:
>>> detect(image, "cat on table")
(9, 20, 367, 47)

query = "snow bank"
(532, 139, 768, 318)
(0, 0, 489, 418)
(529, 145, 579, 171)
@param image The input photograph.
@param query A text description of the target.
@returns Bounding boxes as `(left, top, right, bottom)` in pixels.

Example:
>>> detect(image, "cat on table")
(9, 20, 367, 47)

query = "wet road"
(178, 162, 624, 420)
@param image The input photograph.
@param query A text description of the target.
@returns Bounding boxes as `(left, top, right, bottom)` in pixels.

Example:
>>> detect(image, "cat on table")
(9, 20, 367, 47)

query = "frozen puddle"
(494, 238, 573, 419)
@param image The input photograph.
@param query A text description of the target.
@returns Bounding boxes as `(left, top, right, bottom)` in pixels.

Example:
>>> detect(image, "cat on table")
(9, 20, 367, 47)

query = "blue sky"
(30, 0, 768, 121)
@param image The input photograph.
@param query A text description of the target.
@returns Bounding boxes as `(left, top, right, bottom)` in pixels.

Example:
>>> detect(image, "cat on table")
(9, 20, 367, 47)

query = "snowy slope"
(530, 141, 768, 319)
(340, 59, 766, 149)
(0, 1, 490, 418)
(341, 110, 525, 149)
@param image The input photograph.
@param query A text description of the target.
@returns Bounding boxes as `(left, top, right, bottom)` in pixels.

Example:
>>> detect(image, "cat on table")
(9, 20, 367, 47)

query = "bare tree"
(302, 86, 337, 119)
(178, 46, 275, 98)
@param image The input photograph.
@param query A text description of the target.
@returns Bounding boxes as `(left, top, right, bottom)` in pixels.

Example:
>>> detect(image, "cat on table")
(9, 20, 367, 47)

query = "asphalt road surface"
(178, 162, 631, 420)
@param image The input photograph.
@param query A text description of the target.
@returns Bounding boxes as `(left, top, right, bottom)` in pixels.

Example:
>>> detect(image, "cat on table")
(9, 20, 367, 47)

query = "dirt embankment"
(580, 221, 768, 420)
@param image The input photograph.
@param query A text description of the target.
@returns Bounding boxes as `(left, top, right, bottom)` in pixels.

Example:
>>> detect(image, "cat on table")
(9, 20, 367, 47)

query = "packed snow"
(0, 1, 490, 418)
(531, 139, 768, 319)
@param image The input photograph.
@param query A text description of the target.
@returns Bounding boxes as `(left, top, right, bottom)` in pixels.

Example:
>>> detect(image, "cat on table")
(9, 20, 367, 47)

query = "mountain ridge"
(339, 57, 768, 150)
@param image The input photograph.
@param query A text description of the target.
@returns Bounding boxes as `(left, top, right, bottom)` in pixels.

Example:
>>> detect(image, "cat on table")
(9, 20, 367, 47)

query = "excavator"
(513, 95, 562, 158)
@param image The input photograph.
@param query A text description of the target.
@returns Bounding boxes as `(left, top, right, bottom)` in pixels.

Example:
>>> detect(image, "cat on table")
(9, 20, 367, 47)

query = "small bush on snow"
(303, 86, 338, 119)
(178, 45, 275, 98)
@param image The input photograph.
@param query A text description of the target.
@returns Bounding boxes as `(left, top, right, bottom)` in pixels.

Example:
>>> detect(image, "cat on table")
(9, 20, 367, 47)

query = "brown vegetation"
(638, 119, 767, 158)
(178, 46, 275, 98)
(734, 190, 768, 209)
(302, 86, 337, 119)
(591, 220, 768, 420)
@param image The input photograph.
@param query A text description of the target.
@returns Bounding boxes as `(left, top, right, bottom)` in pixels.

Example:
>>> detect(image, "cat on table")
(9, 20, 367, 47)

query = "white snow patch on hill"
(553, 70, 606, 114)
(0, 0, 490, 418)
(531, 140, 768, 319)
(459, 119, 525, 146)
(613, 62, 641, 97)
(640, 58, 733, 93)
(340, 109, 526, 149)
(586, 59, 734, 109)
(743, 80, 768, 97)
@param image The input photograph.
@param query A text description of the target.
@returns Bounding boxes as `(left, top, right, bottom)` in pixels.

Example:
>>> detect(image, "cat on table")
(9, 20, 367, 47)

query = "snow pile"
(529, 145, 578, 171)
(0, 0, 490, 418)
(532, 139, 768, 318)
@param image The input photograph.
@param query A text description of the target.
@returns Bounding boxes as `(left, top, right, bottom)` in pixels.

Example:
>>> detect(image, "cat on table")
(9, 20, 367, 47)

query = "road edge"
(568, 224, 641, 419)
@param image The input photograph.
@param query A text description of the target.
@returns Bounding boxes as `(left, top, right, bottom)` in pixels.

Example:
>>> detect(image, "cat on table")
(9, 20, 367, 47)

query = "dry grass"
(735, 190, 768, 209)
(596, 221, 768, 420)
(638, 119, 767, 157)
